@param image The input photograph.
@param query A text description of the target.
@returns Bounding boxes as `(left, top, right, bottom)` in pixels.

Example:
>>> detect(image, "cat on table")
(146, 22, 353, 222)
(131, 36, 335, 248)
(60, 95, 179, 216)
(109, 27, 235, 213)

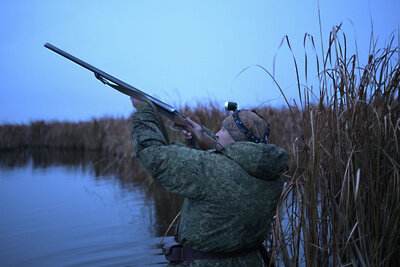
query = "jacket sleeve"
(131, 102, 209, 199)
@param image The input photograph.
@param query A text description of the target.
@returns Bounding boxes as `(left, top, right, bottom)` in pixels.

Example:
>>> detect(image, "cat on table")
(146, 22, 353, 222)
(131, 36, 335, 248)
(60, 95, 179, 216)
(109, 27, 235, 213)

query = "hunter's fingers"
(186, 118, 201, 130)
(182, 130, 192, 140)
(186, 117, 195, 126)
(130, 97, 143, 108)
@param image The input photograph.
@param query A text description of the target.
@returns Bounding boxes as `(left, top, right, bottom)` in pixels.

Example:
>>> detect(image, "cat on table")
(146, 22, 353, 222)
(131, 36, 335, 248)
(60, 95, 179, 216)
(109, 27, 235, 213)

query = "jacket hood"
(221, 142, 287, 181)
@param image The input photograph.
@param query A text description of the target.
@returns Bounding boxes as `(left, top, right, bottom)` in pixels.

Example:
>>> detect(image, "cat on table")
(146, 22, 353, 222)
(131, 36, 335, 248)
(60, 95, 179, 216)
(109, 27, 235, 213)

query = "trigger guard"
(167, 121, 183, 132)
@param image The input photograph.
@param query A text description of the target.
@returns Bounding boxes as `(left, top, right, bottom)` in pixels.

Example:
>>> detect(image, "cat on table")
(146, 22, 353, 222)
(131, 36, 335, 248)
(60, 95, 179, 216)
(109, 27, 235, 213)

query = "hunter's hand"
(130, 97, 143, 108)
(182, 118, 201, 140)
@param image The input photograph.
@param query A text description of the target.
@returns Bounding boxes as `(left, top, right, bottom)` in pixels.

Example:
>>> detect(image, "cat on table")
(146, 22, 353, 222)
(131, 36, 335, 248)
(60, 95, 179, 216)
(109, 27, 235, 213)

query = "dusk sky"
(0, 0, 399, 124)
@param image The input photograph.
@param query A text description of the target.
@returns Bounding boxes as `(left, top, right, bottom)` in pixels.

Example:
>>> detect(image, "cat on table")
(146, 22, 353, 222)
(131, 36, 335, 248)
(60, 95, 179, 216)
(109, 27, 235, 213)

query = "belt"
(163, 241, 260, 265)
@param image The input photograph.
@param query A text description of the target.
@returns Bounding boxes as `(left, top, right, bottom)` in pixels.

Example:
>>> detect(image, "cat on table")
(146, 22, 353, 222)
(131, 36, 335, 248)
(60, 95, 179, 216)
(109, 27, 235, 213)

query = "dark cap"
(222, 110, 270, 142)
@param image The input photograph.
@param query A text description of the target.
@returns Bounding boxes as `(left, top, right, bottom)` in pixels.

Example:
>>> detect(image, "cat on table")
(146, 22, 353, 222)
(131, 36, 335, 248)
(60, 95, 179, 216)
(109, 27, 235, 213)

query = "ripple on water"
(0, 163, 168, 266)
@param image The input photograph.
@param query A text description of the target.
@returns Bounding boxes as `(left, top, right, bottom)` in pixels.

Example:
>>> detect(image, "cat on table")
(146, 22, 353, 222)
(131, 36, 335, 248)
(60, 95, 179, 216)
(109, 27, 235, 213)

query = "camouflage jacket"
(131, 102, 287, 266)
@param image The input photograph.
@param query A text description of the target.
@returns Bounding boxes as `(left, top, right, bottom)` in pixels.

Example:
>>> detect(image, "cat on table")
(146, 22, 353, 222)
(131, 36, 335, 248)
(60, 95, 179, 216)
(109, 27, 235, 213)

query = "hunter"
(130, 97, 287, 266)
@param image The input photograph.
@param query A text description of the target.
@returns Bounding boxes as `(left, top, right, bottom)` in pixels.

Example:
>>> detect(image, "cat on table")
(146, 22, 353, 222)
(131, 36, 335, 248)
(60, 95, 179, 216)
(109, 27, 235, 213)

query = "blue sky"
(0, 0, 399, 123)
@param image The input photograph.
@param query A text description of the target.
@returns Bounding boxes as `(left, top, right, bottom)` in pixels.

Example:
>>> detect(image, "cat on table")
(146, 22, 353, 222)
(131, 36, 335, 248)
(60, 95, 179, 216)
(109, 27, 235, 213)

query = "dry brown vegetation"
(264, 26, 400, 266)
(1, 25, 399, 266)
(0, 106, 295, 159)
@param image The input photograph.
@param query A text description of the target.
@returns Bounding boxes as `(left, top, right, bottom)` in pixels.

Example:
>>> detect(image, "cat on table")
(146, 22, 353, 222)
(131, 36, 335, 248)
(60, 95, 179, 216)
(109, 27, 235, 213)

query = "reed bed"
(266, 26, 400, 266)
(0, 105, 294, 156)
(0, 26, 399, 266)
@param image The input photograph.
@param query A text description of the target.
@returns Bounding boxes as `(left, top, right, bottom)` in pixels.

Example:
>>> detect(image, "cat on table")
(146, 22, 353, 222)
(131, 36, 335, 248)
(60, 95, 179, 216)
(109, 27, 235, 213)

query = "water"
(0, 150, 180, 266)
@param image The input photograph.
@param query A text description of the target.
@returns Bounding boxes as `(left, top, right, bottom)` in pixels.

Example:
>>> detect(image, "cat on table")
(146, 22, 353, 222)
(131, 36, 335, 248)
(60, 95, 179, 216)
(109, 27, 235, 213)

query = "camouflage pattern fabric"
(131, 102, 287, 266)
(222, 109, 269, 142)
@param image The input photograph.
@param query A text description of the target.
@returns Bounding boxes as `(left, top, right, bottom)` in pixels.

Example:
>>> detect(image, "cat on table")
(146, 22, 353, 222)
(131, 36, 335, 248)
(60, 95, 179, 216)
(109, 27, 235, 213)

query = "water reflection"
(0, 149, 183, 266)
(0, 149, 183, 236)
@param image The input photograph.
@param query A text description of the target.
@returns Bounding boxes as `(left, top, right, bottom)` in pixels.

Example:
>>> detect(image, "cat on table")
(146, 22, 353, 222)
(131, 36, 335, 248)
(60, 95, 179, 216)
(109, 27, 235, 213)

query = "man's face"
(216, 127, 235, 148)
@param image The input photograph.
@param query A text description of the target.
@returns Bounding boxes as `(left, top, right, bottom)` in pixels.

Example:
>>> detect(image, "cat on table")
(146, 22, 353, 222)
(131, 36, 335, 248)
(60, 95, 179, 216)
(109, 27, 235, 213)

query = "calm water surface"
(0, 151, 179, 267)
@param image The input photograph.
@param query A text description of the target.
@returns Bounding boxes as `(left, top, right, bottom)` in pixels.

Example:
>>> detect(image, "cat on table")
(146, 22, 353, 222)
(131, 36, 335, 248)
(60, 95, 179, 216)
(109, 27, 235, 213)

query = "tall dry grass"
(266, 25, 399, 266)
(0, 105, 294, 155)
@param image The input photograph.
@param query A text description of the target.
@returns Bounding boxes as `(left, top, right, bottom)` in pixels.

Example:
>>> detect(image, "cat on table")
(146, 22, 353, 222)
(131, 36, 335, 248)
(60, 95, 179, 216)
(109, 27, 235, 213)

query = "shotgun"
(44, 43, 218, 150)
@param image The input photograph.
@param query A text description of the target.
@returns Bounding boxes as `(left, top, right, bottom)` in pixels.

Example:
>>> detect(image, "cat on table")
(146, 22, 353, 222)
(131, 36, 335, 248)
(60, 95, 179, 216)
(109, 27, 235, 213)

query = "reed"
(266, 26, 400, 266)
(0, 105, 294, 155)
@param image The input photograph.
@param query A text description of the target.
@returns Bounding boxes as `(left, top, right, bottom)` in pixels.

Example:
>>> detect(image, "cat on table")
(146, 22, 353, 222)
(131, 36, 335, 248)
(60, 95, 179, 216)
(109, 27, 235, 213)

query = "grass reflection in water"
(0, 149, 183, 238)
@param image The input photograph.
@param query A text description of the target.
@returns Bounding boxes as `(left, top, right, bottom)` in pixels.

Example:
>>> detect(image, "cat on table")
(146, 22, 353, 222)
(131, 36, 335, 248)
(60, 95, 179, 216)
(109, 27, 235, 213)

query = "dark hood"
(222, 142, 287, 181)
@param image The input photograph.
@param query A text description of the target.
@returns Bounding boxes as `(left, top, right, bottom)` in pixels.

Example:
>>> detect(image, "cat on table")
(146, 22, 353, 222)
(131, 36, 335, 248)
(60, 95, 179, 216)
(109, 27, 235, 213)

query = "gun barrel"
(44, 43, 176, 114)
